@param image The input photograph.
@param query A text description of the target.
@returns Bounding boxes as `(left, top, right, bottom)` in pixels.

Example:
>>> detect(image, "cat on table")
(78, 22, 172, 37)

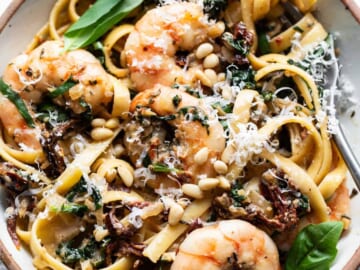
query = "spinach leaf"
(149, 163, 183, 174)
(0, 79, 35, 127)
(48, 76, 78, 98)
(285, 221, 343, 270)
(60, 203, 89, 217)
(258, 32, 271, 55)
(66, 177, 102, 210)
(36, 102, 70, 126)
(226, 64, 256, 89)
(203, 0, 227, 20)
(56, 241, 83, 264)
(64, 0, 143, 50)
(230, 181, 245, 207)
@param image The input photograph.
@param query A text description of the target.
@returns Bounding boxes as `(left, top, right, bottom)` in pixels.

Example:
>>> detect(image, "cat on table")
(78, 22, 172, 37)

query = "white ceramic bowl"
(0, 1, 359, 269)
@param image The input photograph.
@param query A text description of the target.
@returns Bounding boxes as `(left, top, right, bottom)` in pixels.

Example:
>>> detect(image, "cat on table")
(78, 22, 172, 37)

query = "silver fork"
(325, 35, 360, 190)
(283, 2, 360, 190)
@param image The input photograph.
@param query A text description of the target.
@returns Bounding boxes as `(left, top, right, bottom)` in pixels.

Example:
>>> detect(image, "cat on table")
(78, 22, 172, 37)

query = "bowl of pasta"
(0, 0, 360, 269)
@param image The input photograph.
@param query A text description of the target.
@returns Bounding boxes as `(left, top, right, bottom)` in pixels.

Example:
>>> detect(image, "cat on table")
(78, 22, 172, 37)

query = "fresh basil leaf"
(65, 0, 121, 32)
(0, 79, 35, 127)
(48, 76, 78, 98)
(64, 0, 143, 50)
(285, 221, 343, 270)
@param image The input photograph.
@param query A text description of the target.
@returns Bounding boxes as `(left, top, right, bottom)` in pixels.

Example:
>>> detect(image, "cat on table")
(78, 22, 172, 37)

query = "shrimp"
(125, 85, 225, 185)
(124, 2, 210, 91)
(1, 40, 114, 151)
(171, 219, 281, 270)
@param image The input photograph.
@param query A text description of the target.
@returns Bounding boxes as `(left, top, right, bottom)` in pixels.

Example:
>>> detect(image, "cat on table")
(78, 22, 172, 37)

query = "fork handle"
(333, 123, 360, 190)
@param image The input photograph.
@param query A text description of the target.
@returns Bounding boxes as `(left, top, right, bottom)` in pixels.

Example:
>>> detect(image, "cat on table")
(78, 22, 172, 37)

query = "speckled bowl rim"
(0, 0, 360, 269)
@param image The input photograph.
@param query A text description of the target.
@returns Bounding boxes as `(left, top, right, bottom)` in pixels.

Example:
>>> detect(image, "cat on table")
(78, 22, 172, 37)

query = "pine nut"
(218, 72, 226, 82)
(217, 176, 231, 190)
(195, 43, 214, 59)
(203, 53, 220, 69)
(194, 147, 209, 165)
(112, 144, 125, 157)
(71, 141, 84, 154)
(221, 85, 233, 101)
(198, 178, 219, 191)
(105, 118, 120, 129)
(208, 21, 225, 38)
(204, 69, 218, 84)
(213, 160, 228, 174)
(91, 118, 106, 128)
(182, 184, 204, 199)
(105, 168, 117, 182)
(195, 70, 212, 87)
(91, 127, 114, 141)
(168, 203, 184, 225)
(117, 166, 134, 187)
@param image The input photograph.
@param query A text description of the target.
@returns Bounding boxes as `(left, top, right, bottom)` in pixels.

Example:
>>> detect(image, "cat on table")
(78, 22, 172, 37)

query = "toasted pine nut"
(91, 118, 106, 128)
(213, 160, 228, 174)
(218, 72, 226, 82)
(221, 85, 233, 101)
(112, 144, 125, 157)
(194, 147, 209, 165)
(71, 141, 84, 154)
(182, 184, 204, 199)
(105, 168, 117, 182)
(203, 53, 219, 69)
(208, 21, 225, 38)
(195, 70, 212, 87)
(195, 43, 214, 59)
(168, 203, 184, 225)
(117, 165, 134, 187)
(198, 178, 220, 191)
(217, 176, 231, 190)
(204, 69, 218, 84)
(105, 118, 120, 129)
(91, 127, 113, 141)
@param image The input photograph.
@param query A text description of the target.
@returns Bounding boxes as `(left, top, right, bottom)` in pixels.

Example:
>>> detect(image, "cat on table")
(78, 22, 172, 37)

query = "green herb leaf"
(149, 163, 183, 174)
(203, 0, 227, 20)
(0, 79, 35, 127)
(60, 203, 88, 217)
(64, 0, 143, 50)
(285, 221, 344, 270)
(258, 32, 271, 55)
(230, 181, 245, 207)
(48, 76, 78, 98)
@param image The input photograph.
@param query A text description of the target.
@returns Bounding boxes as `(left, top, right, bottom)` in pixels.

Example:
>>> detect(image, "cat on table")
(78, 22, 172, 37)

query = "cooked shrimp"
(124, 2, 210, 91)
(171, 219, 281, 270)
(125, 85, 225, 184)
(1, 40, 114, 150)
